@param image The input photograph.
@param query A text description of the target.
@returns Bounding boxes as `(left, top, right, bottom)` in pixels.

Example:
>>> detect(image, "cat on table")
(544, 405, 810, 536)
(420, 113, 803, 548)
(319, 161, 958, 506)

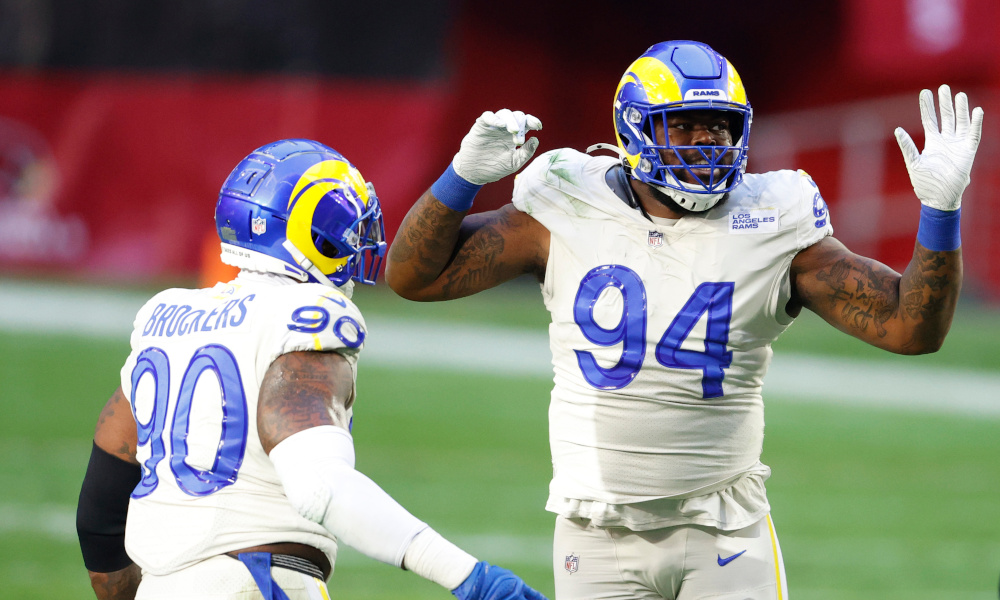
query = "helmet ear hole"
(314, 234, 341, 259)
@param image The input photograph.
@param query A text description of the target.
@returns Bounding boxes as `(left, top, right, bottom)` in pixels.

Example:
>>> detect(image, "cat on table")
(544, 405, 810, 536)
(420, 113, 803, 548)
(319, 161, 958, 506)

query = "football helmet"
(613, 40, 752, 211)
(215, 139, 386, 291)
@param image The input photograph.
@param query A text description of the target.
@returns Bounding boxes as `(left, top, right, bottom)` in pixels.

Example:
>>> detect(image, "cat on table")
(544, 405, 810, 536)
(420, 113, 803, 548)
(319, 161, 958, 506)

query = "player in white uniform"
(384, 41, 984, 599)
(76, 139, 549, 600)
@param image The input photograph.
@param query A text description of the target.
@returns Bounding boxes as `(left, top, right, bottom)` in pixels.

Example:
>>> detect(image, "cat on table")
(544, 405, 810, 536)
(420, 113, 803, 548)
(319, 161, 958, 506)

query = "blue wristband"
(431, 164, 482, 212)
(916, 205, 961, 252)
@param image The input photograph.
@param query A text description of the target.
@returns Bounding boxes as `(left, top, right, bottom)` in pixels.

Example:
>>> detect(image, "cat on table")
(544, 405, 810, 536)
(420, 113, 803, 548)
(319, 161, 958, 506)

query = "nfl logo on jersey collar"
(647, 231, 664, 247)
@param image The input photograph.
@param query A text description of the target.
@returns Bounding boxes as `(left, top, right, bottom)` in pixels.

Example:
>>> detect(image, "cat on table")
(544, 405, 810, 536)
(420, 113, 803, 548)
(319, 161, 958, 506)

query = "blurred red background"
(1, 0, 998, 300)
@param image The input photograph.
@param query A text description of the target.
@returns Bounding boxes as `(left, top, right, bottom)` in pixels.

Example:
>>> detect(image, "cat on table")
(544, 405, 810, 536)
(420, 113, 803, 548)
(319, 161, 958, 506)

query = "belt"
(267, 553, 325, 580)
(231, 552, 326, 600)
(224, 543, 329, 579)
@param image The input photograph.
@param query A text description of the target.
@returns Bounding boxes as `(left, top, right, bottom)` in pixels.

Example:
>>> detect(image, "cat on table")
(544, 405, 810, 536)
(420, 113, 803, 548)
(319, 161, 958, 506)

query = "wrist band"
(916, 205, 961, 252)
(430, 164, 481, 212)
(402, 527, 477, 590)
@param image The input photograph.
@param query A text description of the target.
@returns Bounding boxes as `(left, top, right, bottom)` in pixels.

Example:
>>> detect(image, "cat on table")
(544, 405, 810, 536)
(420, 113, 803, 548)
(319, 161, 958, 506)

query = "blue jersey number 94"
(573, 265, 734, 398)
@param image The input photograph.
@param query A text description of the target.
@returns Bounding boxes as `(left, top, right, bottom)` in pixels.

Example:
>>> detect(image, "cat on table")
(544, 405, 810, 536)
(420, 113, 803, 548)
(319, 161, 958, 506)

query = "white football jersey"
(121, 271, 367, 575)
(513, 148, 832, 530)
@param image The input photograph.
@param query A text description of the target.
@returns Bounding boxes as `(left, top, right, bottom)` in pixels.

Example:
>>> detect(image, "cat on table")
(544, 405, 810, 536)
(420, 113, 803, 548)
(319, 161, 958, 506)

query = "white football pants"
(553, 514, 788, 599)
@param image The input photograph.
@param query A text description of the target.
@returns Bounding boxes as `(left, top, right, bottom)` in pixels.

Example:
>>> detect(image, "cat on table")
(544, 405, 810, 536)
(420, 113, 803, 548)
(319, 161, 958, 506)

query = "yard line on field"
(0, 279, 146, 337)
(0, 503, 76, 541)
(2, 279, 999, 417)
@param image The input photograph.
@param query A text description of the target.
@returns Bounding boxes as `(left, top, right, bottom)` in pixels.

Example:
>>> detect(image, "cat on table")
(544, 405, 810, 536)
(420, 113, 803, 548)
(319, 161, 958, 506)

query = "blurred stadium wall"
(1, 0, 998, 300)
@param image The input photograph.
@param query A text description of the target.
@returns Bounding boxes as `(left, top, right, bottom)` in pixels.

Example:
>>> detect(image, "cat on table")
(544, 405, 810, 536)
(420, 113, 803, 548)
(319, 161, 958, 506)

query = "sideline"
(2, 279, 999, 417)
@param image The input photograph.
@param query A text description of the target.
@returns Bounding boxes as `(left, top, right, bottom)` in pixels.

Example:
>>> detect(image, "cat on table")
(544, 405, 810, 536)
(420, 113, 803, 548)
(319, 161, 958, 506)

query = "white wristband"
(402, 527, 478, 590)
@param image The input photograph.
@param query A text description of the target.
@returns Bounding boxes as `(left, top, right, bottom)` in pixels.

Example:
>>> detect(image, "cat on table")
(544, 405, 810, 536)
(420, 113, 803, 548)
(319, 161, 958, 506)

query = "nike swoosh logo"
(717, 550, 747, 566)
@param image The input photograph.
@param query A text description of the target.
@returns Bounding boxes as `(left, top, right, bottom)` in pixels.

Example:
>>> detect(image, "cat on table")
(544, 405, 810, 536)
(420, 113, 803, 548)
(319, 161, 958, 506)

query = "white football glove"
(452, 109, 542, 185)
(894, 84, 984, 212)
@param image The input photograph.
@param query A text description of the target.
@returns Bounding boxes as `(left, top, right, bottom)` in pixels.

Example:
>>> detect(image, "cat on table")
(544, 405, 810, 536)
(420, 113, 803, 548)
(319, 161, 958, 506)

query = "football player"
(384, 41, 984, 598)
(76, 139, 549, 600)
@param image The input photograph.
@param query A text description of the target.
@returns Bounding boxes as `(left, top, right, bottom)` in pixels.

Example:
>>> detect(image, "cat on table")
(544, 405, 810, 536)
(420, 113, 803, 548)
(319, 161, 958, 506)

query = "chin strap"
(281, 241, 355, 298)
(649, 180, 726, 212)
(281, 240, 338, 286)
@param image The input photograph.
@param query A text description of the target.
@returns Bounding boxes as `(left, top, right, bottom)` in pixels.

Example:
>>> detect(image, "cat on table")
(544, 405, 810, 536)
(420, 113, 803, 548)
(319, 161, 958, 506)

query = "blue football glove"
(451, 561, 549, 600)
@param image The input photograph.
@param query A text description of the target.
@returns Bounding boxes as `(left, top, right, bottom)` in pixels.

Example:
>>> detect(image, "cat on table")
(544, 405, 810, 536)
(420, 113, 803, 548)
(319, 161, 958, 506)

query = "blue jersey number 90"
(129, 344, 248, 498)
(574, 265, 734, 398)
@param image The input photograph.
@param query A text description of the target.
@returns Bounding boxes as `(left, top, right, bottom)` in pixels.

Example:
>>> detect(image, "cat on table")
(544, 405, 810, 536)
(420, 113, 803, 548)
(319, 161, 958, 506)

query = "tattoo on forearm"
(900, 244, 958, 321)
(902, 289, 924, 320)
(390, 196, 465, 283)
(91, 565, 141, 600)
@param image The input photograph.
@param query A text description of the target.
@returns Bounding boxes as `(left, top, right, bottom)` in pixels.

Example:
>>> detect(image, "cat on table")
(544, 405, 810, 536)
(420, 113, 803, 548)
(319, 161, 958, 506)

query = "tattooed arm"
(789, 236, 961, 354)
(87, 568, 142, 600)
(385, 190, 549, 301)
(94, 388, 139, 464)
(82, 388, 141, 600)
(257, 351, 355, 452)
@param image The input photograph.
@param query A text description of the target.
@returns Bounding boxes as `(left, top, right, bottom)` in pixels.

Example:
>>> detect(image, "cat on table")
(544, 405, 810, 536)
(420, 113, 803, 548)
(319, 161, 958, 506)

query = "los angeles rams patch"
(729, 208, 779, 234)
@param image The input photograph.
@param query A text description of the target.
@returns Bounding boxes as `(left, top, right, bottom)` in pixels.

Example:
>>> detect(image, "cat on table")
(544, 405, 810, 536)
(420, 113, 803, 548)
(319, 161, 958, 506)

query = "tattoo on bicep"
(815, 258, 899, 337)
(258, 355, 347, 446)
(96, 400, 119, 431)
(440, 218, 508, 297)
(815, 260, 852, 302)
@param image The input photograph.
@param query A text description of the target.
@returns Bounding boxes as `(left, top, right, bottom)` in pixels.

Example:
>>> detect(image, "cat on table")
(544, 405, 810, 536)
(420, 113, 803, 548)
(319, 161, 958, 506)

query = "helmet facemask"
(634, 106, 750, 211)
(308, 182, 386, 286)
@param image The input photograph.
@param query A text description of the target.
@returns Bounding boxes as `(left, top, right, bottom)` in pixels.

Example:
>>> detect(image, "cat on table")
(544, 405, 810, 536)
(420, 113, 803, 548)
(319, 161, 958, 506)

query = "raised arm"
(790, 85, 982, 354)
(386, 109, 549, 301)
(790, 236, 960, 354)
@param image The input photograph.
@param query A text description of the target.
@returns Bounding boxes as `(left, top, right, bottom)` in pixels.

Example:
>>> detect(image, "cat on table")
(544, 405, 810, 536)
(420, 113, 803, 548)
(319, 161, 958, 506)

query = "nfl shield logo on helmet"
(564, 553, 579, 574)
(251, 217, 266, 235)
(647, 231, 663, 247)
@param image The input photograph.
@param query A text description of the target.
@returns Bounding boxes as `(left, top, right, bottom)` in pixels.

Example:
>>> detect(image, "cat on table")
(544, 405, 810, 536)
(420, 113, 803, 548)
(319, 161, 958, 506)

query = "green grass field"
(1, 279, 998, 599)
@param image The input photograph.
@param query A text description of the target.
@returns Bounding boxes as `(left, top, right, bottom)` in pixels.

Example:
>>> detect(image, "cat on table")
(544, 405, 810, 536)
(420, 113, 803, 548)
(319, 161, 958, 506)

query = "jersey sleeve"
(512, 148, 574, 217)
(792, 169, 834, 251)
(255, 286, 368, 382)
(512, 148, 623, 232)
